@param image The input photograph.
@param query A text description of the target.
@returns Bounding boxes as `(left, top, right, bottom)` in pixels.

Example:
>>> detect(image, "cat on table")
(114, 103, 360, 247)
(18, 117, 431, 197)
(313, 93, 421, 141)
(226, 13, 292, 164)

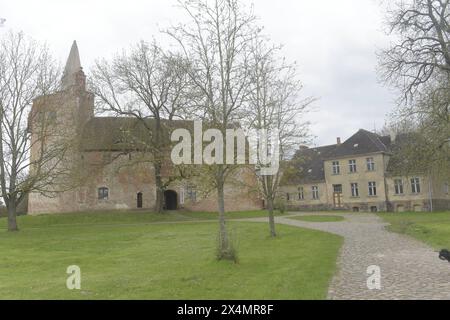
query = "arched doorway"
(164, 190, 178, 210)
(137, 192, 143, 208)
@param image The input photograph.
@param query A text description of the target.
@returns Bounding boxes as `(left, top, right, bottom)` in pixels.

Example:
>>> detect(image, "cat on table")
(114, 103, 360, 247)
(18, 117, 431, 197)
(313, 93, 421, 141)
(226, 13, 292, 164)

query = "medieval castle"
(27, 42, 450, 215)
(27, 42, 262, 215)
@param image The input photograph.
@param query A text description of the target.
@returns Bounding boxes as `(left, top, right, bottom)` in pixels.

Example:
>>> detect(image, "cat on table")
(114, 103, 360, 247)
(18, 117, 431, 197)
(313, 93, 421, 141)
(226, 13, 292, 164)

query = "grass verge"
(379, 211, 450, 249)
(0, 215, 342, 299)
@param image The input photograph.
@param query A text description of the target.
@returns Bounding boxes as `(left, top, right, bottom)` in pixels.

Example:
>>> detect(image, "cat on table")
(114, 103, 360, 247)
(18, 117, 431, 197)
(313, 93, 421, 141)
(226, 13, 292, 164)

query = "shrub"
(216, 228, 239, 263)
(274, 199, 286, 214)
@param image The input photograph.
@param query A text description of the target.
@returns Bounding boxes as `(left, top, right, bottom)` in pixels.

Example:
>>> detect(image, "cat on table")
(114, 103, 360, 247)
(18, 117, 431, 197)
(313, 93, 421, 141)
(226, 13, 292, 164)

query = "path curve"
(242, 213, 450, 300)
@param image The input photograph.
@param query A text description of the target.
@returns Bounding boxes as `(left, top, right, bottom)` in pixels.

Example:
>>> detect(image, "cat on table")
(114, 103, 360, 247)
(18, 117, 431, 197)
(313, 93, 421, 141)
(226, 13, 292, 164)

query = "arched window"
(98, 187, 109, 200)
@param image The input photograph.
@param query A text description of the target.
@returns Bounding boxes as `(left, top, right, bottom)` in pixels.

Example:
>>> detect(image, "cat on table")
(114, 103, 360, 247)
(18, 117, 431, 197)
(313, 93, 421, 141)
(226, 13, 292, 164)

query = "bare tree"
(166, 0, 259, 259)
(0, 31, 64, 231)
(380, 0, 450, 98)
(90, 41, 191, 213)
(246, 38, 312, 237)
(379, 0, 450, 179)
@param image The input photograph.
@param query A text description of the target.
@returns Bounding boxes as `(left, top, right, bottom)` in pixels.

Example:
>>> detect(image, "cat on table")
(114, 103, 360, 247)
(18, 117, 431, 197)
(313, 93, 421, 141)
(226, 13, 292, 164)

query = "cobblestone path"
(243, 213, 450, 300)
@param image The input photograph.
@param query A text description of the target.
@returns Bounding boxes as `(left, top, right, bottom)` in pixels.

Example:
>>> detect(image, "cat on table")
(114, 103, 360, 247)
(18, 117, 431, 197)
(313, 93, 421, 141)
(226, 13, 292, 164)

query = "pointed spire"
(61, 41, 83, 90)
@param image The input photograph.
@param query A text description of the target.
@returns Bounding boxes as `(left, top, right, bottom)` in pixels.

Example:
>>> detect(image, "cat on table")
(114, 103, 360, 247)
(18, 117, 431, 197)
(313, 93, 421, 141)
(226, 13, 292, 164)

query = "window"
(394, 179, 404, 195)
(349, 160, 357, 173)
(286, 193, 290, 201)
(351, 183, 359, 197)
(411, 178, 421, 194)
(368, 182, 377, 196)
(186, 185, 197, 202)
(445, 183, 449, 195)
(366, 158, 375, 171)
(312, 186, 319, 200)
(298, 187, 304, 200)
(180, 188, 185, 205)
(333, 184, 343, 193)
(137, 192, 143, 208)
(98, 187, 109, 200)
(332, 161, 340, 175)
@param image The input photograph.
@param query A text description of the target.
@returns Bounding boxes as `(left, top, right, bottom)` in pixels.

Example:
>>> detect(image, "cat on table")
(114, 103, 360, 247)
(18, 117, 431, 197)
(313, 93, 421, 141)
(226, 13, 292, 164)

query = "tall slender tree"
(246, 38, 312, 237)
(0, 31, 63, 231)
(166, 0, 260, 259)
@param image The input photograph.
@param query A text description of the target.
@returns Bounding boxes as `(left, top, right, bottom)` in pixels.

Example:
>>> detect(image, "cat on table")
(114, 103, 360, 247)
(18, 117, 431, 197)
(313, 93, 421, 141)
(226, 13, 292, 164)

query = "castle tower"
(28, 41, 94, 215)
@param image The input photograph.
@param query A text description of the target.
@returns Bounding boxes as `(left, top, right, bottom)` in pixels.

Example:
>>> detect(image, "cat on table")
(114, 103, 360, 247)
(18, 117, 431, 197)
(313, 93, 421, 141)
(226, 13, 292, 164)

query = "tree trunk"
(7, 201, 18, 232)
(154, 162, 164, 213)
(267, 197, 277, 238)
(153, 119, 165, 214)
(217, 173, 229, 259)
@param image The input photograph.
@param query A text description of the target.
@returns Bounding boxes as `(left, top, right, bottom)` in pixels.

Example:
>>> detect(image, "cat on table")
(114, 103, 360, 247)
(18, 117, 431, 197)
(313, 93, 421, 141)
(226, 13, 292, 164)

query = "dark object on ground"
(439, 249, 450, 263)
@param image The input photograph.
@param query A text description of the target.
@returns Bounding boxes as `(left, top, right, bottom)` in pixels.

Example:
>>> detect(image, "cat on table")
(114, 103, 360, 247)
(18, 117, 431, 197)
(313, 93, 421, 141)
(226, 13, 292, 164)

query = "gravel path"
(243, 213, 450, 300)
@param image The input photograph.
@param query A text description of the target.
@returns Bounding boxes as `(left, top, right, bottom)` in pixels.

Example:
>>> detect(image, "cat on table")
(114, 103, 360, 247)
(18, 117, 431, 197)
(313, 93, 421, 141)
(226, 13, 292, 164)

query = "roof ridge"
(361, 129, 387, 151)
(311, 143, 337, 150)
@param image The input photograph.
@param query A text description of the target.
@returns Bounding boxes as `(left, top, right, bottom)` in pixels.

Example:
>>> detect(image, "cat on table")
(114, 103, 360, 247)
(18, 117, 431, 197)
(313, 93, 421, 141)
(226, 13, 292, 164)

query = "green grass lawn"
(0, 212, 342, 299)
(289, 215, 345, 223)
(0, 210, 284, 230)
(379, 211, 450, 249)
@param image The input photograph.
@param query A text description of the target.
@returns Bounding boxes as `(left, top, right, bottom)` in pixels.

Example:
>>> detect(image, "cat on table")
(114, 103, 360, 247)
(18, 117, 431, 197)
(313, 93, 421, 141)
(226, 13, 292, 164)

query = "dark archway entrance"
(137, 192, 143, 208)
(164, 190, 178, 210)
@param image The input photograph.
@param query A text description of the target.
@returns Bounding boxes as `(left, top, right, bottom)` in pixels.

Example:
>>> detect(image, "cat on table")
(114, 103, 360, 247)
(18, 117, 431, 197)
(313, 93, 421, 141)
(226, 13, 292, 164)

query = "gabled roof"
(283, 129, 393, 185)
(284, 144, 338, 184)
(81, 117, 192, 152)
(327, 129, 391, 159)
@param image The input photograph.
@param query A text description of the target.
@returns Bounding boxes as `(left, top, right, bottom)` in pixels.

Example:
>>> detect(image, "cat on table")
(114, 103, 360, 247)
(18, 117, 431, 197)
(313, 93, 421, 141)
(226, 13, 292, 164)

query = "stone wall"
(29, 152, 263, 215)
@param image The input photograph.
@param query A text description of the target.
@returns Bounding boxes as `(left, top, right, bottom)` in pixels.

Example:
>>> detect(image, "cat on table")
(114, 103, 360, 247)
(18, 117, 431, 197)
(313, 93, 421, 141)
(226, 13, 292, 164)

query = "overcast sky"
(1, 0, 397, 146)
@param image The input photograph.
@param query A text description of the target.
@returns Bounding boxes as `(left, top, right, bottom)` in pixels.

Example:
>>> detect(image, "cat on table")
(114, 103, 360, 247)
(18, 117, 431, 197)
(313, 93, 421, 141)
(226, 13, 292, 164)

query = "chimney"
(337, 137, 341, 145)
